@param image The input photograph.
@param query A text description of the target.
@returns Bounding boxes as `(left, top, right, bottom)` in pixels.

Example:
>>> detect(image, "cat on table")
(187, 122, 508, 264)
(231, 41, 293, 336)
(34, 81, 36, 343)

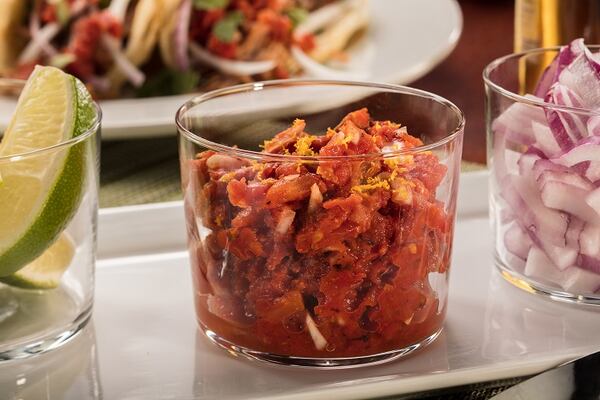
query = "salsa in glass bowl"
(177, 81, 464, 367)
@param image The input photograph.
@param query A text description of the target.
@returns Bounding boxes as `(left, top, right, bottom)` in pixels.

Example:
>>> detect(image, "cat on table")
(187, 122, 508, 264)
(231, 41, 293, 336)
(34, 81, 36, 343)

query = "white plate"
(0, 0, 462, 141)
(3, 172, 600, 400)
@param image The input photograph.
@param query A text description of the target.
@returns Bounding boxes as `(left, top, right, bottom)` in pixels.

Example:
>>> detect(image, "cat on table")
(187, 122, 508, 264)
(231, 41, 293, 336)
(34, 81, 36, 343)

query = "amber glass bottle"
(514, 0, 600, 92)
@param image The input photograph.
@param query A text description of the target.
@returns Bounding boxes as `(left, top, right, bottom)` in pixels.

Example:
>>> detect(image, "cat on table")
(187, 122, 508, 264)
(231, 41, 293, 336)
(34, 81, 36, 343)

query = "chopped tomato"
(189, 109, 452, 357)
(64, 10, 122, 81)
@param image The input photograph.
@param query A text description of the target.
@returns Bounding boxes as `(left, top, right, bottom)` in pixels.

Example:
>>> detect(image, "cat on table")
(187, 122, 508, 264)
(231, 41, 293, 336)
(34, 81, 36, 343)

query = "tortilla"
(0, 0, 26, 74)
(107, 0, 180, 94)
(158, 0, 185, 70)
(309, 0, 369, 63)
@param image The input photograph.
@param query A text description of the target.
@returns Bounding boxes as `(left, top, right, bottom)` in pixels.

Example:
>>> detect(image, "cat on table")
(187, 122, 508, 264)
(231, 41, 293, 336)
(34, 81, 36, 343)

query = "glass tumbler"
(177, 80, 464, 368)
(485, 46, 600, 304)
(0, 80, 100, 360)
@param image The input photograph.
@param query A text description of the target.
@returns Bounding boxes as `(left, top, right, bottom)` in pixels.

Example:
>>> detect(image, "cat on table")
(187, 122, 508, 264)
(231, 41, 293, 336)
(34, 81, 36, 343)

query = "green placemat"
(100, 138, 181, 208)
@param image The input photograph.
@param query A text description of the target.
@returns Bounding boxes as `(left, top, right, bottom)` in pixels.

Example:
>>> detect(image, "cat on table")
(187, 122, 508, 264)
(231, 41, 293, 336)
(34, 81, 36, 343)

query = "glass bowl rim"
(175, 79, 465, 162)
(483, 45, 600, 116)
(0, 78, 101, 163)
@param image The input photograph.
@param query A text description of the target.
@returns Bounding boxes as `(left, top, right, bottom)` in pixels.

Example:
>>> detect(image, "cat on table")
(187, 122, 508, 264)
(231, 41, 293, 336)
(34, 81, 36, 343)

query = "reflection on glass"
(0, 324, 102, 400)
(192, 328, 449, 399)
(482, 273, 600, 361)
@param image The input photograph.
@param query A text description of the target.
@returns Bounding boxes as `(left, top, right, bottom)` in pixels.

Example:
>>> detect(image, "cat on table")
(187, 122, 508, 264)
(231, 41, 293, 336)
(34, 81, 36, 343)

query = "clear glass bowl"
(485, 46, 600, 305)
(177, 80, 464, 368)
(0, 79, 100, 360)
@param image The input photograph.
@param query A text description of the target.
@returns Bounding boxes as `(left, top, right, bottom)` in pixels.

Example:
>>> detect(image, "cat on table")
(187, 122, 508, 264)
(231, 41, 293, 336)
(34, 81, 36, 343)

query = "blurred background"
(101, 0, 515, 206)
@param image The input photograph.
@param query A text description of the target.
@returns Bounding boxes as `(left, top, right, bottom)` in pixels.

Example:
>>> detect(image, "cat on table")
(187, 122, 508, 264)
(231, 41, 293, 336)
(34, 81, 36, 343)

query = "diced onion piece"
(587, 115, 600, 136)
(308, 183, 323, 213)
(517, 151, 542, 175)
(100, 34, 145, 87)
(276, 208, 296, 234)
(561, 265, 600, 293)
(540, 180, 598, 224)
(585, 186, 600, 219)
(504, 223, 532, 259)
(189, 42, 275, 76)
(533, 159, 593, 190)
(580, 224, 600, 258)
(501, 174, 569, 248)
(532, 121, 561, 157)
(491, 95, 546, 146)
(555, 136, 600, 166)
(205, 154, 245, 170)
(524, 247, 564, 284)
(305, 314, 327, 351)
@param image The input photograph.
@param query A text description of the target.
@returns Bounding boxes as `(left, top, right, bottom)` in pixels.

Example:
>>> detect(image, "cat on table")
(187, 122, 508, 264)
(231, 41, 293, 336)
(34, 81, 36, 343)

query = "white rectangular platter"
(3, 171, 600, 400)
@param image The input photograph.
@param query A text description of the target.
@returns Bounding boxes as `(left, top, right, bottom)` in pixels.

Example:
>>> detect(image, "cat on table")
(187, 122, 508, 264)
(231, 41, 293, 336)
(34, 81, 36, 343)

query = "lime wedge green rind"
(0, 71, 96, 278)
(0, 233, 75, 289)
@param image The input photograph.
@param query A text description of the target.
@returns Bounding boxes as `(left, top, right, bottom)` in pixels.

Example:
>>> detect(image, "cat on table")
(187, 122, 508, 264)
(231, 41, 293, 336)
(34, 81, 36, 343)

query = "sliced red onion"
(87, 75, 111, 92)
(290, 46, 368, 80)
(559, 52, 600, 109)
(189, 42, 276, 77)
(19, 21, 60, 64)
(555, 135, 600, 166)
(107, 0, 132, 23)
(100, 34, 145, 87)
(545, 84, 588, 144)
(504, 222, 532, 259)
(172, 0, 192, 71)
(491, 96, 546, 146)
(294, 0, 358, 36)
(534, 40, 582, 98)
(587, 115, 600, 136)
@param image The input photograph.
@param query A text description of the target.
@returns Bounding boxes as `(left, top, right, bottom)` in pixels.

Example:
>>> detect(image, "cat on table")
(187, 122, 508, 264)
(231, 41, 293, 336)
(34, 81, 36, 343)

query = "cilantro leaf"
(212, 11, 244, 43)
(287, 7, 308, 28)
(193, 0, 230, 10)
(136, 69, 200, 97)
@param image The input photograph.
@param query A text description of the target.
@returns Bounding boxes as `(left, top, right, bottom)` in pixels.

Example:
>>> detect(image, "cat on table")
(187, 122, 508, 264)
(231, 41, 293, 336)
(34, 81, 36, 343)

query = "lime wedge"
(0, 65, 96, 278)
(0, 233, 75, 289)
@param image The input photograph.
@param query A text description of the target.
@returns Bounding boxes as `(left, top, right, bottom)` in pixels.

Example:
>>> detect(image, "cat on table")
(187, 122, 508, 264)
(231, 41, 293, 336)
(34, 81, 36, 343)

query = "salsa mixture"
(186, 108, 452, 357)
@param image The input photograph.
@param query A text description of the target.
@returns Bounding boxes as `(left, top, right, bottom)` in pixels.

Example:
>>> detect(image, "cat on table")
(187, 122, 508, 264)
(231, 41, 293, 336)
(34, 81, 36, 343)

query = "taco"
(156, 0, 368, 90)
(0, 0, 27, 74)
(1, 0, 167, 97)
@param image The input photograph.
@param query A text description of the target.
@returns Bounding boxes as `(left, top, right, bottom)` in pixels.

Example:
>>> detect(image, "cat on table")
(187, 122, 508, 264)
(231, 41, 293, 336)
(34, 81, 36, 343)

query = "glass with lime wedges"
(0, 66, 100, 360)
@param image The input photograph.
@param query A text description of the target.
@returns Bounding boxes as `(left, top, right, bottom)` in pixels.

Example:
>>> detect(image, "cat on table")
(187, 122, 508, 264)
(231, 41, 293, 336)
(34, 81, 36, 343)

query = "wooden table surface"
(413, 0, 514, 164)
